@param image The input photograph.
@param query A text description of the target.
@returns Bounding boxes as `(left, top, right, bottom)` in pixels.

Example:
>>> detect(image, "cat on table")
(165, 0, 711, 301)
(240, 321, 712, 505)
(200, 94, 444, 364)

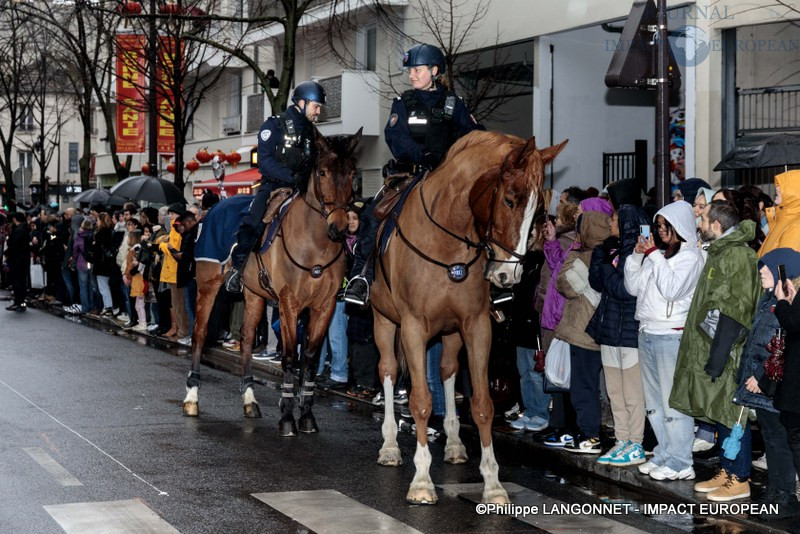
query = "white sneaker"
(116, 313, 130, 323)
(147, 324, 160, 332)
(504, 403, 521, 419)
(178, 336, 192, 346)
(509, 416, 530, 430)
(751, 453, 767, 471)
(692, 437, 715, 452)
(649, 465, 696, 481)
(638, 460, 661, 475)
(132, 323, 148, 333)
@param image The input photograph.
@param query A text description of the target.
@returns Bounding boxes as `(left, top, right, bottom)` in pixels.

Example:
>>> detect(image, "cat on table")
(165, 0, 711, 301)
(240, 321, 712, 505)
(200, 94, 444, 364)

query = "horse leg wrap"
(298, 381, 318, 433)
(278, 381, 298, 437)
(186, 372, 202, 389)
(239, 375, 255, 395)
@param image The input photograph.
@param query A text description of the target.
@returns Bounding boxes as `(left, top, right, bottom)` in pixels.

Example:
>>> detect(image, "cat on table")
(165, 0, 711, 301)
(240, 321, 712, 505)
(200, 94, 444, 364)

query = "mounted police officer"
(225, 80, 326, 293)
(343, 43, 481, 306)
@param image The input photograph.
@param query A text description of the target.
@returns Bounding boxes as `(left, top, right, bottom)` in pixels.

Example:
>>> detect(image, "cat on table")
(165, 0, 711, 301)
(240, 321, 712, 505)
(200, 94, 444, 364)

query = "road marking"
(439, 482, 649, 534)
(44, 499, 179, 533)
(0, 378, 168, 496)
(23, 447, 82, 486)
(252, 489, 423, 534)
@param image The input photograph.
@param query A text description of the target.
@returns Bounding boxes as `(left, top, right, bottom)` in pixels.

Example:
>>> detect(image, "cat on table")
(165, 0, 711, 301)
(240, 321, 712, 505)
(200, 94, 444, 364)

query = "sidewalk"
(32, 298, 796, 533)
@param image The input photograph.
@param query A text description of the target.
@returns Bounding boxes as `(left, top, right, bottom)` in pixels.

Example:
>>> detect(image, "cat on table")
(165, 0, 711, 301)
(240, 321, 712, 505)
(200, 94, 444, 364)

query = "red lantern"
(185, 159, 200, 174)
(120, 1, 142, 15)
(140, 162, 150, 175)
(195, 148, 212, 164)
(227, 151, 242, 168)
(214, 150, 228, 163)
(159, 2, 179, 14)
(166, 163, 176, 174)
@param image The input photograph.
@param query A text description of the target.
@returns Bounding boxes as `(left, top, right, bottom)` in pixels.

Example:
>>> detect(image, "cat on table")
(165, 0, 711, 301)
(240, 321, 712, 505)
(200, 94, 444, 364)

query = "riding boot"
(225, 184, 273, 293)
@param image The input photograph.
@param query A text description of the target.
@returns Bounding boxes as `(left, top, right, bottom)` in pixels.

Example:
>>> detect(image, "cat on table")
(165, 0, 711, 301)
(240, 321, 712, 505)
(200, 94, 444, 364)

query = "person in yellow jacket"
(159, 203, 190, 340)
(759, 169, 800, 257)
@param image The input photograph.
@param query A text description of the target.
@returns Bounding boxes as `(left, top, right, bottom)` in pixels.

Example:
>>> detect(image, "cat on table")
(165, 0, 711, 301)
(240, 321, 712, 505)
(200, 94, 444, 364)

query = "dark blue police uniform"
(230, 105, 314, 270)
(350, 86, 480, 282)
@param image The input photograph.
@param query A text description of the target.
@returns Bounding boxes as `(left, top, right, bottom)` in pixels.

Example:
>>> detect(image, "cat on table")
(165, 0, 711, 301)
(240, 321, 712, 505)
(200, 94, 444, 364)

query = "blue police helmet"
(403, 44, 446, 74)
(291, 81, 326, 106)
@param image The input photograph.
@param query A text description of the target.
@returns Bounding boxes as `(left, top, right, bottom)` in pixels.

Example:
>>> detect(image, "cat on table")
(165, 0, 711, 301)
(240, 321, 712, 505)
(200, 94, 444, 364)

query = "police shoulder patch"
(260, 129, 271, 142)
(389, 113, 399, 127)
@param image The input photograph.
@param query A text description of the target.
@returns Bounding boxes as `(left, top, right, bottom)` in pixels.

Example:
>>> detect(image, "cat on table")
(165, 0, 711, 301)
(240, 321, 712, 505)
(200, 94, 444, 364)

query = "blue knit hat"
(758, 248, 800, 283)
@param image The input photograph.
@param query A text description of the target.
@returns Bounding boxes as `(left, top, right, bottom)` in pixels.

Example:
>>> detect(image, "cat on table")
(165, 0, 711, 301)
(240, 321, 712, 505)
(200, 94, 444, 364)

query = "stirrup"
(224, 268, 243, 293)
(343, 275, 370, 306)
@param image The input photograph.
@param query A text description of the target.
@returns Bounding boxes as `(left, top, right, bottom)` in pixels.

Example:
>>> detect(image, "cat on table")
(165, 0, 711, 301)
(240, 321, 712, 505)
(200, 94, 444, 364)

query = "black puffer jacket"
(585, 203, 650, 348)
(733, 291, 780, 412)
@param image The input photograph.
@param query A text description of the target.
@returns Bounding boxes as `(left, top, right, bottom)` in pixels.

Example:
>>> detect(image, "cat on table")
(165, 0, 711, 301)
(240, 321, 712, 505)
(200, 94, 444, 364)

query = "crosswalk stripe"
(252, 489, 423, 534)
(439, 482, 649, 534)
(24, 447, 83, 487)
(44, 499, 180, 534)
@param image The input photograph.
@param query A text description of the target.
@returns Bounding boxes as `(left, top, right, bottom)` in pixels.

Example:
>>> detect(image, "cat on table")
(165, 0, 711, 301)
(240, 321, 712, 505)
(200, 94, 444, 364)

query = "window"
(18, 150, 33, 169)
(18, 107, 34, 130)
(68, 142, 79, 173)
(356, 26, 377, 71)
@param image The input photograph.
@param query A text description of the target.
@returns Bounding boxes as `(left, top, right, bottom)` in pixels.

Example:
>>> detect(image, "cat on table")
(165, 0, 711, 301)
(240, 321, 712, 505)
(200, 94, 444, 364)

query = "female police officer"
(343, 43, 480, 305)
(225, 80, 326, 293)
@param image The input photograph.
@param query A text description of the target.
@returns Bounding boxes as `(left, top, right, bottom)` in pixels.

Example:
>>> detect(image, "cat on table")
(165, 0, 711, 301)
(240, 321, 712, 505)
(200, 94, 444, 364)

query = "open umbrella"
(721, 405, 746, 460)
(714, 133, 800, 171)
(110, 175, 186, 205)
(73, 187, 128, 208)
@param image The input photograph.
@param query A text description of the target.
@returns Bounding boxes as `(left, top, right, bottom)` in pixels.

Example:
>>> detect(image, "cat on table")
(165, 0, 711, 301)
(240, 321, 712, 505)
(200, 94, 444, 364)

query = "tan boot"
(707, 474, 750, 502)
(694, 468, 728, 493)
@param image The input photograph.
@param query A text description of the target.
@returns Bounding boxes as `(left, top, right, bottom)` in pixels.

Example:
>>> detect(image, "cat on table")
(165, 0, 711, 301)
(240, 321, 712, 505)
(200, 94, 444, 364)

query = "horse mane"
(439, 130, 521, 168)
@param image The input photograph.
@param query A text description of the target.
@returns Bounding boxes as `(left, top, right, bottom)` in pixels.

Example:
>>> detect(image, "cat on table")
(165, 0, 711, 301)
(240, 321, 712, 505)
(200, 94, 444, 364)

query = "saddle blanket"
(194, 195, 254, 264)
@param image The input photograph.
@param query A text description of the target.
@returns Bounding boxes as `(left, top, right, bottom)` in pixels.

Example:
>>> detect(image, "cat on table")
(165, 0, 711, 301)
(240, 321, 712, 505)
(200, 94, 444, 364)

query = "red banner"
(115, 34, 146, 153)
(156, 36, 182, 154)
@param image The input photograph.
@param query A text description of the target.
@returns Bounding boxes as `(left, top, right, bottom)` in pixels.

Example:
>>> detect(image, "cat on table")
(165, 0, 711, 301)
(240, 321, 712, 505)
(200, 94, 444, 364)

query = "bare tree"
(0, 2, 39, 211)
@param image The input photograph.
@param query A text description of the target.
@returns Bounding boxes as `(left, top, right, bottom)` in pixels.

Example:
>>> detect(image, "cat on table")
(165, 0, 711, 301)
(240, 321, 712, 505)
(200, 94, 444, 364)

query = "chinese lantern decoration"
(185, 159, 200, 174)
(227, 151, 242, 168)
(195, 148, 212, 164)
(119, 1, 142, 15)
(214, 150, 228, 163)
(166, 162, 176, 174)
(159, 2, 179, 15)
(140, 162, 150, 175)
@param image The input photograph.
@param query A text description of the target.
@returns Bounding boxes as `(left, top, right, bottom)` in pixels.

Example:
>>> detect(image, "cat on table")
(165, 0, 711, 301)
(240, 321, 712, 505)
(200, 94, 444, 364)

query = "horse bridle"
(388, 150, 531, 283)
(303, 164, 354, 220)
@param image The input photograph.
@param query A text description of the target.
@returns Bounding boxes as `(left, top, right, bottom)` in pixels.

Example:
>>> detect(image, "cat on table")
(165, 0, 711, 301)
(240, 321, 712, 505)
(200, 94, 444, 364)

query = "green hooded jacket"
(669, 220, 760, 429)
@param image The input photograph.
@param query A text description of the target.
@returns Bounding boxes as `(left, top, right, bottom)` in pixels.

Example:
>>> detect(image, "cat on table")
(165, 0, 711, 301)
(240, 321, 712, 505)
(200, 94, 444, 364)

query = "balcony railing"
(737, 84, 800, 135)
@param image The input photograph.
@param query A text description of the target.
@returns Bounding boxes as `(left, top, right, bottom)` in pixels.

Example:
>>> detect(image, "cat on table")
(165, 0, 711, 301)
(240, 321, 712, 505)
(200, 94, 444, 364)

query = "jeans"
(96, 275, 113, 309)
(638, 331, 695, 471)
(184, 279, 197, 336)
(119, 277, 132, 318)
(427, 340, 446, 417)
(77, 269, 91, 313)
(61, 265, 75, 304)
(516, 347, 551, 422)
(317, 300, 349, 383)
(717, 421, 752, 480)
(569, 344, 602, 438)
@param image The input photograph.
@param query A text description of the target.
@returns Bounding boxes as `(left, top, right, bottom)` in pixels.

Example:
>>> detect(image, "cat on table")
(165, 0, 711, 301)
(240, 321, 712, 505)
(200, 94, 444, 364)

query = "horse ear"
(514, 137, 539, 166)
(347, 127, 363, 154)
(539, 138, 569, 165)
(314, 127, 330, 152)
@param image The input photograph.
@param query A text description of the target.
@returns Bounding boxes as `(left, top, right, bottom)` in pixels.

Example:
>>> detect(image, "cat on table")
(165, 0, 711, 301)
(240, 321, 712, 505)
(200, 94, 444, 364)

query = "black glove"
(601, 236, 620, 263)
(382, 159, 397, 178)
(421, 152, 438, 170)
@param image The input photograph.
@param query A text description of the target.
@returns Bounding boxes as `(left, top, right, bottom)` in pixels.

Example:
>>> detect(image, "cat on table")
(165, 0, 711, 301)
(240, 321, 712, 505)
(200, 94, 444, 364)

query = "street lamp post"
(148, 0, 158, 177)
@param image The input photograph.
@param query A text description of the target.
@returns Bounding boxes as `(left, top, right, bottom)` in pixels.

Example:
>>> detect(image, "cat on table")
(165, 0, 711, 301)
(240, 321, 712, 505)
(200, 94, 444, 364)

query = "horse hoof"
(298, 416, 319, 433)
(182, 402, 199, 417)
(483, 489, 510, 505)
(444, 444, 469, 464)
(377, 447, 403, 466)
(243, 402, 262, 418)
(406, 486, 438, 505)
(279, 418, 298, 437)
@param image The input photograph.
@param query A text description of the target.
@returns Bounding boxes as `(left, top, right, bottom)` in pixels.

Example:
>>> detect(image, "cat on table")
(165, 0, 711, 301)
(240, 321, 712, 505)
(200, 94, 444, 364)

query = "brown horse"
(371, 130, 567, 504)
(182, 128, 362, 437)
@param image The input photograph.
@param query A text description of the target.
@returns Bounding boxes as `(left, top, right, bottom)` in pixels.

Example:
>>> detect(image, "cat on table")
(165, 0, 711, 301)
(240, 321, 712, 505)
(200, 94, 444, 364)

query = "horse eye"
(319, 170, 325, 177)
(503, 197, 514, 209)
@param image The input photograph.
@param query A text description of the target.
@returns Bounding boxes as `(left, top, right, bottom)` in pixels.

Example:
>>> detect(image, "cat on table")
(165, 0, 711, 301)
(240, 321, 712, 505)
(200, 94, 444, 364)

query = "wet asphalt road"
(0, 303, 753, 533)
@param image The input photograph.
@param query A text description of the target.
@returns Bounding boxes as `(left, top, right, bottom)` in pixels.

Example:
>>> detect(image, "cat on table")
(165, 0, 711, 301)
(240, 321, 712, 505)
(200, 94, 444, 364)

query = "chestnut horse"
(182, 128, 362, 437)
(371, 130, 567, 504)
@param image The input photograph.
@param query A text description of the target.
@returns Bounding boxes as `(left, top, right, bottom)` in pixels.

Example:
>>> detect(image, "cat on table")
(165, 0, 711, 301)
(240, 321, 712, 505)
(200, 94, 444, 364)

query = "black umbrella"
(714, 133, 800, 171)
(73, 187, 128, 207)
(110, 176, 187, 205)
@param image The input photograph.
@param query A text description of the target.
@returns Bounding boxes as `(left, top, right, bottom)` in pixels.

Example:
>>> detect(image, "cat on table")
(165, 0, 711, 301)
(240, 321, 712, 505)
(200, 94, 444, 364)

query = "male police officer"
(343, 44, 480, 306)
(225, 81, 326, 293)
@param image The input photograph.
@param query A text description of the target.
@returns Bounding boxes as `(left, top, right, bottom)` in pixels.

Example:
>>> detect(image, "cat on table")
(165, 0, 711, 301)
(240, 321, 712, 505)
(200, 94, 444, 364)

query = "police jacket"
(257, 105, 315, 186)
(385, 86, 479, 168)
